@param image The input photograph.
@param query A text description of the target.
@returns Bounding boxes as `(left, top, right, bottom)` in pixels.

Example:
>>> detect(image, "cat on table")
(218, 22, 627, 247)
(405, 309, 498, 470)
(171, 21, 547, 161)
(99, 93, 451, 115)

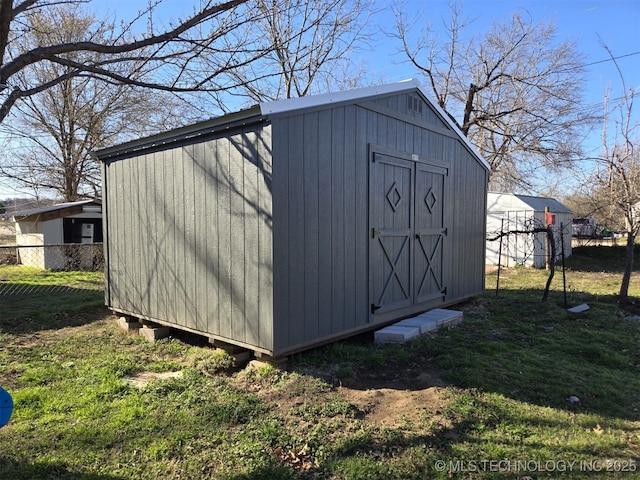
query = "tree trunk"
(461, 82, 476, 135)
(619, 229, 635, 303)
(541, 226, 555, 304)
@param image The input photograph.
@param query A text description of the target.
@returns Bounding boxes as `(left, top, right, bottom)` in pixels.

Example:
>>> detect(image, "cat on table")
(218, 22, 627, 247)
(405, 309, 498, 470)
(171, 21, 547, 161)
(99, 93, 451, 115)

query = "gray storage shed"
(97, 80, 489, 357)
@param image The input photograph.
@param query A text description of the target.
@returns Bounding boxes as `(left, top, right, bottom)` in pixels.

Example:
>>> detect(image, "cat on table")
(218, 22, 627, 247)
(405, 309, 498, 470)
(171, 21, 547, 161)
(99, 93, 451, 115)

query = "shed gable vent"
(407, 94, 423, 115)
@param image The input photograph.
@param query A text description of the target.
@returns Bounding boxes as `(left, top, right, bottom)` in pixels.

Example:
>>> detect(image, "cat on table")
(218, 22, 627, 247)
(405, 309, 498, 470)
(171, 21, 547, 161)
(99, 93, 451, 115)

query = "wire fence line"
(0, 281, 103, 297)
(0, 243, 104, 271)
(486, 213, 572, 269)
(0, 243, 105, 298)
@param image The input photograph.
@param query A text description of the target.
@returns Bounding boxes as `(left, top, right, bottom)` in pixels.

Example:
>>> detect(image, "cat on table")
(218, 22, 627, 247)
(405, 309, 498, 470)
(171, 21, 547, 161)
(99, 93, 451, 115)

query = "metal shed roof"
(488, 192, 572, 213)
(95, 107, 264, 161)
(95, 80, 490, 172)
(13, 200, 102, 221)
(260, 79, 422, 115)
(515, 195, 572, 213)
(260, 79, 490, 172)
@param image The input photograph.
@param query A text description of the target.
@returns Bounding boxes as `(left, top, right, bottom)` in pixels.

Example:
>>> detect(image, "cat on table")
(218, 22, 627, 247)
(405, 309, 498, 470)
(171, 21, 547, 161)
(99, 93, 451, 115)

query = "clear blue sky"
(2, 0, 639, 198)
(376, 0, 640, 100)
(93, 0, 639, 106)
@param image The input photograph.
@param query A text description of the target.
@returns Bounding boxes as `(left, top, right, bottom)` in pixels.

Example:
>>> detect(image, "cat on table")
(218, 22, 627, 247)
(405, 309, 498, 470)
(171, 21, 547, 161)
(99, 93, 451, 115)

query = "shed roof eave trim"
(93, 106, 264, 161)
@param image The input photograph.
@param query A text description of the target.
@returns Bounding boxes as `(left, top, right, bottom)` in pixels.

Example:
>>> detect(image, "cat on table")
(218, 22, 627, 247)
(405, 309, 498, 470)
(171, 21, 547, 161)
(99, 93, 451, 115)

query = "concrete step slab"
(396, 316, 439, 334)
(374, 309, 463, 345)
(374, 325, 421, 344)
(415, 308, 463, 326)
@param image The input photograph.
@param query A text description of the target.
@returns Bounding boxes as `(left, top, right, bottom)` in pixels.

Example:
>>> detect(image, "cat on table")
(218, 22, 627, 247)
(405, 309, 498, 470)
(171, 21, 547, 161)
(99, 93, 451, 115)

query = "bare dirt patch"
(239, 366, 452, 431)
(124, 371, 184, 389)
(241, 352, 454, 427)
(337, 368, 451, 426)
(338, 385, 447, 425)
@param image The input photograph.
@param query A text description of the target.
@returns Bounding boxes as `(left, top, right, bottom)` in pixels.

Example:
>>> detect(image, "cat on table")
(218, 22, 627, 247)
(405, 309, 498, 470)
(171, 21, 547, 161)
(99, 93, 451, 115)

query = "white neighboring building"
(486, 192, 573, 268)
(13, 200, 102, 269)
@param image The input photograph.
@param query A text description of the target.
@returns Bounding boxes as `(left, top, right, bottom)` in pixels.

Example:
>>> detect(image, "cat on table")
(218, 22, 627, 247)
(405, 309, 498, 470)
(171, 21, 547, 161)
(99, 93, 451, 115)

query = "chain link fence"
(0, 244, 105, 309)
(0, 243, 104, 271)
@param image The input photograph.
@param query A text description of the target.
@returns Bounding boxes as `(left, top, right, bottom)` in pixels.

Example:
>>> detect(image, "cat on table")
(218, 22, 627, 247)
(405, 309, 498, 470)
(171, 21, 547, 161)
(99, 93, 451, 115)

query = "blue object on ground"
(0, 386, 13, 427)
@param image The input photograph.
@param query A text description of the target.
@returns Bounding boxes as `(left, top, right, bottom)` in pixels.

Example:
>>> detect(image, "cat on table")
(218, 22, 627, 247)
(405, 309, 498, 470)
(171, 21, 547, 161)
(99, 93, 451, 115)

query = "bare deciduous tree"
(0, 0, 262, 125)
(393, 2, 595, 191)
(224, 0, 375, 102)
(0, 3, 201, 201)
(591, 45, 639, 303)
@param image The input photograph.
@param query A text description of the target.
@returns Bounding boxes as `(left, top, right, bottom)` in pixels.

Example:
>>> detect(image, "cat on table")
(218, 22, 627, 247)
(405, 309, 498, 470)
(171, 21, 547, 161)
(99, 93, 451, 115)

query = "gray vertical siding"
(446, 140, 488, 299)
(102, 122, 274, 352)
(272, 104, 372, 352)
(271, 91, 487, 352)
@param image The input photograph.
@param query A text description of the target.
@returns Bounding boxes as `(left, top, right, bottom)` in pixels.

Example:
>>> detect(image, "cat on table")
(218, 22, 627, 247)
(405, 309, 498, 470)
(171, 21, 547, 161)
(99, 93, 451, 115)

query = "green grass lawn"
(0, 246, 638, 479)
(0, 266, 105, 333)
